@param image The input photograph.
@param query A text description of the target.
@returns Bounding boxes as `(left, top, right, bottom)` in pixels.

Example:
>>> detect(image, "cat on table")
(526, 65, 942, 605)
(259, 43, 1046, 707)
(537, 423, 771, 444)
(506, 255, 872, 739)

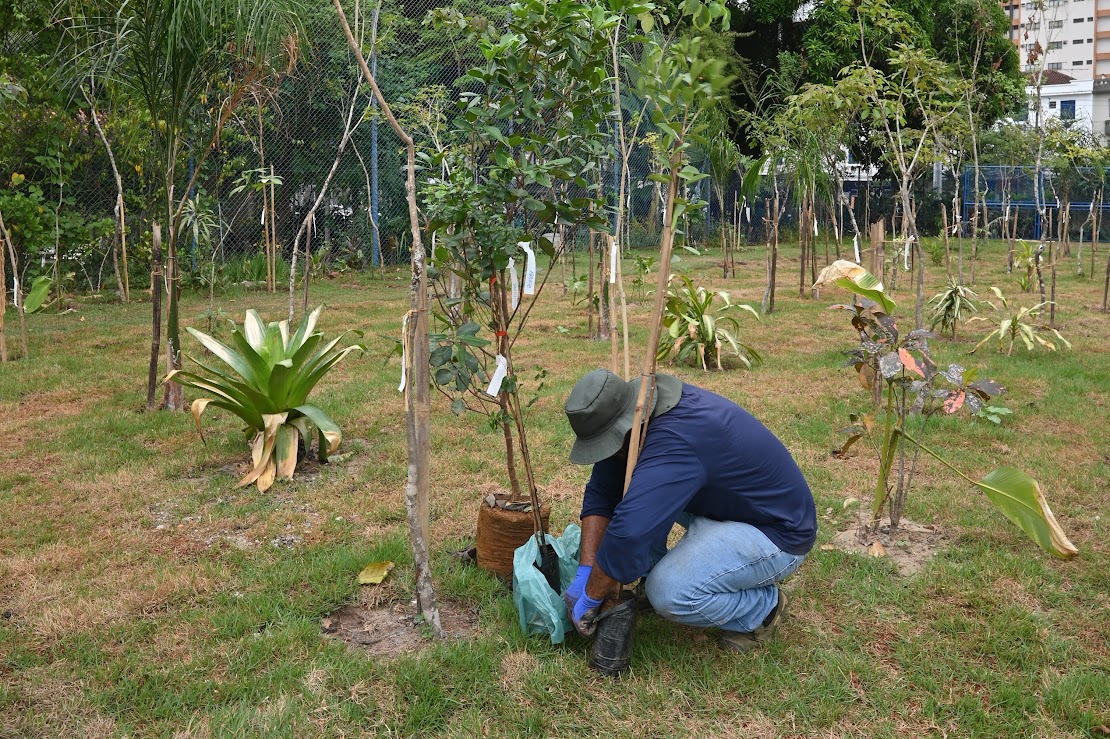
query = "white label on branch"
(508, 257, 519, 310)
(904, 235, 914, 271)
(397, 313, 409, 393)
(814, 218, 819, 237)
(608, 235, 617, 284)
(745, 206, 751, 223)
(486, 354, 508, 396)
(853, 233, 860, 264)
(517, 241, 536, 295)
(834, 222, 839, 242)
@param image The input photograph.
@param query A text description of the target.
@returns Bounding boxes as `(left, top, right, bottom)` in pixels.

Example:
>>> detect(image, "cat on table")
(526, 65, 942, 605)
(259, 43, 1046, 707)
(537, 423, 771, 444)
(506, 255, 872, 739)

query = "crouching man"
(562, 369, 817, 652)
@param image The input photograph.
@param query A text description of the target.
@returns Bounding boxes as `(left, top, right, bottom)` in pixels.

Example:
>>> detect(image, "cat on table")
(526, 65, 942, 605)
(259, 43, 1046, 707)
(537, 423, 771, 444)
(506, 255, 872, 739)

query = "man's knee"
(644, 559, 699, 620)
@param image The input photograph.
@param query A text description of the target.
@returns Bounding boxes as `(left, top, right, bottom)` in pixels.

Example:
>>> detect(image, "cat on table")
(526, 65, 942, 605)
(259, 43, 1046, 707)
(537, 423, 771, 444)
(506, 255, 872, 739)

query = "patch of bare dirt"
(824, 518, 952, 576)
(321, 599, 477, 657)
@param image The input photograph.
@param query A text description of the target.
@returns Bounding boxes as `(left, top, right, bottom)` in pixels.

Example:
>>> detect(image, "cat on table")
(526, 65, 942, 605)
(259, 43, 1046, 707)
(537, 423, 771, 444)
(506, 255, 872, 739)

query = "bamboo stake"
(335, 0, 444, 639)
(270, 165, 278, 292)
(0, 215, 6, 363)
(941, 203, 951, 279)
(146, 223, 163, 410)
(623, 154, 681, 493)
(610, 234, 631, 379)
(607, 234, 619, 375)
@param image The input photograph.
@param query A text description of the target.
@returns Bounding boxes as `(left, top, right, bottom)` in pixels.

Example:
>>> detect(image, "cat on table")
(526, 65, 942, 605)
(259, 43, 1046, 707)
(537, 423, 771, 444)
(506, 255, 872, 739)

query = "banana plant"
(658, 274, 761, 371)
(166, 306, 363, 492)
(816, 260, 1078, 559)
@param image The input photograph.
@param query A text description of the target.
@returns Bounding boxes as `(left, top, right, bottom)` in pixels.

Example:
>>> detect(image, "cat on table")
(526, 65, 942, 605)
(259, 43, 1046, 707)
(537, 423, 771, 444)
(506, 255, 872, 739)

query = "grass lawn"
(1, 241, 1107, 738)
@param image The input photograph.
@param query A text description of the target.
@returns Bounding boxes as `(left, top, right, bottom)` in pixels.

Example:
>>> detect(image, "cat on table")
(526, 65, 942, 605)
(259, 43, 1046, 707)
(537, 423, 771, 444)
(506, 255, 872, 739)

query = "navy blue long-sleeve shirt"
(581, 385, 817, 584)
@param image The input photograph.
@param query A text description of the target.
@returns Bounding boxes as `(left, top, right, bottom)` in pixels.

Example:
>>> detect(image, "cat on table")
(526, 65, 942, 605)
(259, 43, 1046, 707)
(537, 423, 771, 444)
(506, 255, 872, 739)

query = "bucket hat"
(564, 369, 683, 464)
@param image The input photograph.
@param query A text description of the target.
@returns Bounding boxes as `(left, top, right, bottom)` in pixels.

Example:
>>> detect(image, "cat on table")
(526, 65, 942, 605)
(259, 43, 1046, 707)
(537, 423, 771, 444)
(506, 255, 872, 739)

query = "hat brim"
(568, 373, 683, 465)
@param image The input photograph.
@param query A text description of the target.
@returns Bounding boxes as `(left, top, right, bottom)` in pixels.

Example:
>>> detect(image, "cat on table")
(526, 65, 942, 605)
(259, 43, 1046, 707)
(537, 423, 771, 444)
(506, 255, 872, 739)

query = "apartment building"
(1002, 1, 1110, 140)
(1001, 0, 1110, 80)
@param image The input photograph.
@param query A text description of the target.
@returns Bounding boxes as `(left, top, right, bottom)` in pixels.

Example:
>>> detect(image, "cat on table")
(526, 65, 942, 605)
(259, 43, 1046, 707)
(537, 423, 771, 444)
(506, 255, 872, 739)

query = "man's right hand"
(569, 592, 603, 637)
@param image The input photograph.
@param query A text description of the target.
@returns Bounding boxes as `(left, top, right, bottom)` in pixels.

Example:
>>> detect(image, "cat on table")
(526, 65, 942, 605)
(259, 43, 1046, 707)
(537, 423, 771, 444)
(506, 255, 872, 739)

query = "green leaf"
(293, 404, 342, 460)
(23, 276, 52, 313)
(814, 260, 897, 314)
(974, 468, 1079, 559)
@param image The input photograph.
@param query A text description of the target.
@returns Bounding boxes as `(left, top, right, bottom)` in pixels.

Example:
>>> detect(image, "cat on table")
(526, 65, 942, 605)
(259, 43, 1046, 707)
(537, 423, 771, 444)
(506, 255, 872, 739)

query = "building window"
(1049, 20, 1063, 29)
(1049, 101, 1057, 109)
(1048, 62, 1063, 70)
(1060, 100, 1076, 120)
(1048, 41, 1063, 51)
(1074, 60, 1085, 66)
(1074, 17, 1085, 23)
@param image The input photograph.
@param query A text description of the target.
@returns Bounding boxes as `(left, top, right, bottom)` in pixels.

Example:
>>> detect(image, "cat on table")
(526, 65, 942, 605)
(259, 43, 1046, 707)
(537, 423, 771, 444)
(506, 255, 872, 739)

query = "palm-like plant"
(658, 275, 761, 371)
(970, 287, 1071, 356)
(166, 306, 362, 492)
(928, 279, 978, 338)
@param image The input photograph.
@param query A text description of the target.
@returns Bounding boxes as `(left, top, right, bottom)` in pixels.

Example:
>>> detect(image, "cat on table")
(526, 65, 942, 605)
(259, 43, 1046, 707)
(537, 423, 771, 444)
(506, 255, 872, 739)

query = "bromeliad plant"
(658, 274, 761, 371)
(166, 306, 363, 492)
(969, 287, 1071, 355)
(928, 279, 978, 339)
(815, 260, 1077, 558)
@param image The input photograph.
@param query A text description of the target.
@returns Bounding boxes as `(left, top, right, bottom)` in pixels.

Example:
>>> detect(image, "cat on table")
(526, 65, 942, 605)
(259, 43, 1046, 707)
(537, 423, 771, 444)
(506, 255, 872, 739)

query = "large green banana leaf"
(814, 260, 897, 314)
(976, 467, 1079, 559)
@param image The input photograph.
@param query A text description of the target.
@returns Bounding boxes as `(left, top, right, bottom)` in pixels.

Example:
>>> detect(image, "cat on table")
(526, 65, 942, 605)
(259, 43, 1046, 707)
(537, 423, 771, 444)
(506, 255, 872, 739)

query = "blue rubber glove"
(565, 564, 592, 602)
(571, 592, 604, 637)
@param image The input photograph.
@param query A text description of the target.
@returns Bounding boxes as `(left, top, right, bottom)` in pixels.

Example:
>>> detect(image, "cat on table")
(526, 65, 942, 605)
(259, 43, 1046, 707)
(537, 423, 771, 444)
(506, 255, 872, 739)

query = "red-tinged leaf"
(898, 348, 924, 378)
(944, 390, 965, 414)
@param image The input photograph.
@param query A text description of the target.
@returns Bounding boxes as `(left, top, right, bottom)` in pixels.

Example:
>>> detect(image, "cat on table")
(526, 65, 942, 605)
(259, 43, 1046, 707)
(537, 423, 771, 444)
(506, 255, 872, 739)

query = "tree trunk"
(336, 0, 444, 637)
(85, 92, 130, 303)
(587, 227, 595, 337)
(147, 223, 163, 411)
(0, 213, 6, 363)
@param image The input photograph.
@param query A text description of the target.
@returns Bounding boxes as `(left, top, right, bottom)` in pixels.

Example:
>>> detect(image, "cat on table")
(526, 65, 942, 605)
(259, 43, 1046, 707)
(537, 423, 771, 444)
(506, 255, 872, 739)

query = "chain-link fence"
(1, 0, 823, 302)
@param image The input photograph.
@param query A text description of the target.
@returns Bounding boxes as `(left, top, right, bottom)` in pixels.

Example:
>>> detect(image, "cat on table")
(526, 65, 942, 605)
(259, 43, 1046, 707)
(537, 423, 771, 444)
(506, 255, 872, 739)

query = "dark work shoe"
(717, 590, 789, 653)
(631, 581, 653, 613)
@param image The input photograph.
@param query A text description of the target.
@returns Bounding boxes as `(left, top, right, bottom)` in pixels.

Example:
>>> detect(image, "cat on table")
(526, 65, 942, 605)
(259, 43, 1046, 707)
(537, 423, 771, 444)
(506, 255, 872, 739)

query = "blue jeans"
(644, 515, 806, 633)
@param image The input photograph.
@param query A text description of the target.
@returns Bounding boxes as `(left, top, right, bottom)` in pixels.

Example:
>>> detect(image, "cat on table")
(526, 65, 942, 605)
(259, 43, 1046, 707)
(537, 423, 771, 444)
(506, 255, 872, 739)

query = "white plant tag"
(904, 235, 914, 271)
(397, 313, 409, 393)
(608, 235, 617, 284)
(518, 241, 536, 295)
(853, 233, 860, 263)
(486, 354, 508, 396)
(834, 222, 839, 242)
(508, 257, 519, 310)
(814, 218, 819, 237)
(745, 206, 751, 223)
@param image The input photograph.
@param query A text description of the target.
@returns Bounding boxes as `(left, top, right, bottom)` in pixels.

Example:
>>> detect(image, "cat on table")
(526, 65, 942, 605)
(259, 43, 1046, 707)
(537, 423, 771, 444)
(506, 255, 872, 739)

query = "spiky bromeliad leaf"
(814, 260, 897, 314)
(166, 307, 361, 492)
(975, 467, 1078, 559)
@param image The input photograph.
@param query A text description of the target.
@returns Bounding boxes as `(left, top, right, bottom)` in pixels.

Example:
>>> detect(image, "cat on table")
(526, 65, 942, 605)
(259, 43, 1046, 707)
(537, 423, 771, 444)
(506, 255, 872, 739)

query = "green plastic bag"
(512, 524, 581, 644)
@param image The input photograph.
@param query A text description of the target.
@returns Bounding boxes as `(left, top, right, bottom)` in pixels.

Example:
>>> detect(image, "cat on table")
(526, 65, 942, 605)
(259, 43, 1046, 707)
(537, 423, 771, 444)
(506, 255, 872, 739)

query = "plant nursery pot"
(588, 592, 637, 678)
(475, 495, 551, 583)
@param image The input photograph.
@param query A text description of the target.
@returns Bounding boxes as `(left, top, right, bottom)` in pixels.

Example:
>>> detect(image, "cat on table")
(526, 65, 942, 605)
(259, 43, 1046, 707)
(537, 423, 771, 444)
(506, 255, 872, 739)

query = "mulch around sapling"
(321, 599, 478, 657)
(825, 518, 953, 576)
